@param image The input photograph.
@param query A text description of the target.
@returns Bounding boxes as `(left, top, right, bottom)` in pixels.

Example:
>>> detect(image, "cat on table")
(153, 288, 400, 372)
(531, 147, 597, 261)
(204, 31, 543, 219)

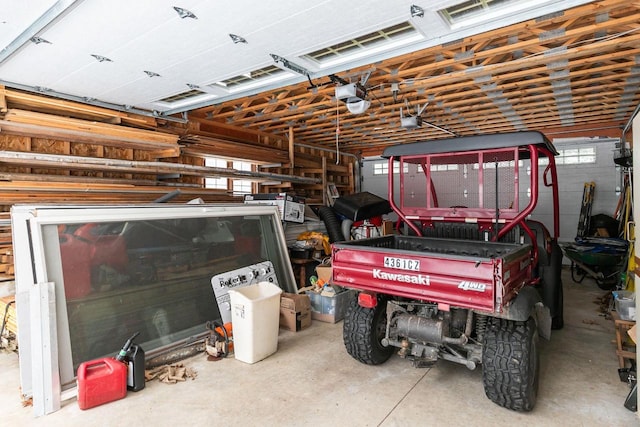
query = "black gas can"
(126, 343, 146, 392)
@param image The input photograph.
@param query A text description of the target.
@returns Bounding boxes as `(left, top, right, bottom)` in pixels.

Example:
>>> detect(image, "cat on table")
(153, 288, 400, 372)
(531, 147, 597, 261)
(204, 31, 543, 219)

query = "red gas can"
(77, 357, 127, 410)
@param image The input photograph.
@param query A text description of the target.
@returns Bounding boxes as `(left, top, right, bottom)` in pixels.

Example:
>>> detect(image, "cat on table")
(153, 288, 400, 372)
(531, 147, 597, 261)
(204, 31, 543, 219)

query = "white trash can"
(229, 281, 283, 364)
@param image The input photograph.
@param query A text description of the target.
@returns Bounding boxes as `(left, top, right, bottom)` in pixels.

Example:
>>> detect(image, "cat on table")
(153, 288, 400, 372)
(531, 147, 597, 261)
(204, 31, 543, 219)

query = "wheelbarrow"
(560, 237, 628, 290)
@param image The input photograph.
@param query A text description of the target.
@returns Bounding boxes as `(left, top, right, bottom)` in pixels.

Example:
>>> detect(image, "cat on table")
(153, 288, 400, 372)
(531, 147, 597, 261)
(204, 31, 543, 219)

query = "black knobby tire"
(540, 241, 564, 330)
(343, 295, 393, 365)
(482, 317, 539, 412)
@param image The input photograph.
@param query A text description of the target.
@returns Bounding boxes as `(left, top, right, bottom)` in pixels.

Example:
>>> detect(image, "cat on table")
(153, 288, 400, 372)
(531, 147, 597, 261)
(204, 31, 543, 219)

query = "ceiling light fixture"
(346, 99, 371, 115)
(173, 6, 197, 19)
(229, 34, 247, 44)
(410, 5, 425, 18)
(91, 54, 112, 63)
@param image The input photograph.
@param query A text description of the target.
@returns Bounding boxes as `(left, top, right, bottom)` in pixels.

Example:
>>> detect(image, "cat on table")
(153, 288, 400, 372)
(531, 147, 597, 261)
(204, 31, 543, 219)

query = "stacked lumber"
(1, 109, 180, 158)
(0, 151, 321, 185)
(0, 251, 12, 277)
(0, 181, 241, 206)
(0, 215, 12, 281)
(1, 86, 157, 128)
(0, 296, 17, 347)
(0, 88, 356, 217)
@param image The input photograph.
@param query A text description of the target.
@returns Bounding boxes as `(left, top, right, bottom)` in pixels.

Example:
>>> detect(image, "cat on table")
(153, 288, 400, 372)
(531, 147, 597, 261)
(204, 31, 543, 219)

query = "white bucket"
(229, 281, 283, 364)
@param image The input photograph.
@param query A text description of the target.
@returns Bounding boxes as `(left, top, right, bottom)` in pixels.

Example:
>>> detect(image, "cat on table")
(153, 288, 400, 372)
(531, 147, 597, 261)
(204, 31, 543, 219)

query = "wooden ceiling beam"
(245, 67, 636, 139)
(184, 0, 640, 155)
(201, 35, 637, 135)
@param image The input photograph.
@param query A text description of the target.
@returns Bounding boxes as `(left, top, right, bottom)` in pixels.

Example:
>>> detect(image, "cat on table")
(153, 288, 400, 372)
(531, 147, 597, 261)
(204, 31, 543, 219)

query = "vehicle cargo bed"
(334, 235, 527, 259)
(331, 235, 532, 312)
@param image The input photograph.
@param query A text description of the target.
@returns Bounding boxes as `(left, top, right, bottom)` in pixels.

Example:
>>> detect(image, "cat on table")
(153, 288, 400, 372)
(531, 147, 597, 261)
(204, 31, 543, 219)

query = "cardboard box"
(279, 293, 311, 331)
(244, 193, 305, 223)
(306, 289, 355, 323)
(382, 220, 394, 236)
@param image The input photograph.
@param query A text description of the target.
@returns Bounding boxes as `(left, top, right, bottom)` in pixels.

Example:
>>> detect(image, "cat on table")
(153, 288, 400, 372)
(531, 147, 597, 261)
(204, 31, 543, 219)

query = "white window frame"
(539, 146, 596, 166)
(204, 158, 229, 190)
(232, 161, 253, 195)
(373, 161, 408, 175)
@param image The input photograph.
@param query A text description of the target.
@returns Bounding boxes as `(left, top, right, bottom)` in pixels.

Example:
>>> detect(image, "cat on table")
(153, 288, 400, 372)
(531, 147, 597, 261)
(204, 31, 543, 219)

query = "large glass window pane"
(40, 209, 291, 375)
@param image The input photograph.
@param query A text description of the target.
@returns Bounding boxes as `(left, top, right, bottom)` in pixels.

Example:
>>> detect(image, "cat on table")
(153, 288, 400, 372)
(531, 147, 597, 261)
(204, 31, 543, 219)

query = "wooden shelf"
(612, 310, 636, 369)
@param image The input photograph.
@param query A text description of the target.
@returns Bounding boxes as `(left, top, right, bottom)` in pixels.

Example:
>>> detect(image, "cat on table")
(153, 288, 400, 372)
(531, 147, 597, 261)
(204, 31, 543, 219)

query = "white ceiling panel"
(91, 76, 195, 107)
(0, 0, 597, 115)
(49, 61, 155, 102)
(0, 0, 59, 48)
(0, 41, 95, 87)
(40, 3, 173, 53)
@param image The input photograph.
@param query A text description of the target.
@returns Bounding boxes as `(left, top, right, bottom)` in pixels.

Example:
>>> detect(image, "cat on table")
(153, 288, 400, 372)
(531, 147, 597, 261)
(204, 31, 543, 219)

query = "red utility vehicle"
(331, 132, 563, 411)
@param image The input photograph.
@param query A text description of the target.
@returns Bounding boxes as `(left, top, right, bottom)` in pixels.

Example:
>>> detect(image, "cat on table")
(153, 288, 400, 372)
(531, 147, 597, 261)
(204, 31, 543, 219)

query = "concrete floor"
(1, 267, 638, 426)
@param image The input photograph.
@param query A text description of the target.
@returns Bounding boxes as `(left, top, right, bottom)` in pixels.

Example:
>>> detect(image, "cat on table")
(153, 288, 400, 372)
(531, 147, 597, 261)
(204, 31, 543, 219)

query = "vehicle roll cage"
(384, 132, 559, 269)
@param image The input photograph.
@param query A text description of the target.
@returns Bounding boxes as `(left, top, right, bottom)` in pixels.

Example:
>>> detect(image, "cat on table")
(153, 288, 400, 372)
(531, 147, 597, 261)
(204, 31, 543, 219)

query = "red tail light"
(358, 292, 378, 308)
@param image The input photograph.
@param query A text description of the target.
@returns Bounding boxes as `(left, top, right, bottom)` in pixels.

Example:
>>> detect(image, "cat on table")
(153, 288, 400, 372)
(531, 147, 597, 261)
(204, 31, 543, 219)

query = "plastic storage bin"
(229, 281, 283, 364)
(613, 290, 636, 321)
(306, 289, 355, 323)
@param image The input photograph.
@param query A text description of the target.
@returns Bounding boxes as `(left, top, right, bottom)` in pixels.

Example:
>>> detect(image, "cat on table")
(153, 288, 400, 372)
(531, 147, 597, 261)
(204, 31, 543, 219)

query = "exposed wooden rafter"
(190, 0, 640, 157)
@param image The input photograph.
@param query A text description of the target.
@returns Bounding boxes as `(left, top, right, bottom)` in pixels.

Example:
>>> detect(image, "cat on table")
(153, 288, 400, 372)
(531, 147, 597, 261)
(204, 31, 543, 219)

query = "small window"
(394, 163, 409, 174)
(303, 22, 420, 65)
(212, 65, 286, 89)
(205, 158, 256, 194)
(430, 164, 460, 172)
(159, 89, 206, 103)
(439, 0, 514, 25)
(373, 161, 408, 175)
(557, 147, 596, 165)
(373, 162, 388, 175)
(539, 146, 596, 166)
(205, 158, 229, 190)
(472, 160, 522, 169)
(232, 161, 253, 195)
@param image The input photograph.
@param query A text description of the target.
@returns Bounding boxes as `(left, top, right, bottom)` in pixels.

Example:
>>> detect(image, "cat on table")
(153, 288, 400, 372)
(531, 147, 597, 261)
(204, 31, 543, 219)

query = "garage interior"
(0, 0, 639, 424)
